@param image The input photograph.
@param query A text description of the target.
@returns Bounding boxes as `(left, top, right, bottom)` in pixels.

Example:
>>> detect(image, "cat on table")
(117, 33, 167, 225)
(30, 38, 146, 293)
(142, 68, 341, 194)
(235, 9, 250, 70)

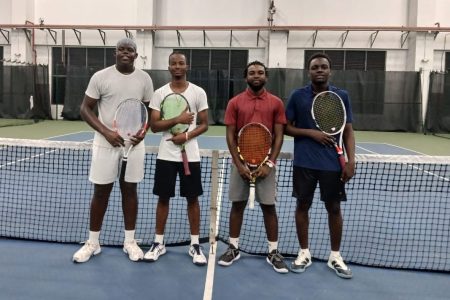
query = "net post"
(209, 150, 219, 253)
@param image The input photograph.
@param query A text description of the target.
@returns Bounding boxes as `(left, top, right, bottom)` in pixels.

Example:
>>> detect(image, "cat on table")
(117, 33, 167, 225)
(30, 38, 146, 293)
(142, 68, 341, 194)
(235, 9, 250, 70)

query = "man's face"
(308, 57, 331, 85)
(168, 53, 188, 78)
(246, 64, 267, 91)
(114, 43, 137, 66)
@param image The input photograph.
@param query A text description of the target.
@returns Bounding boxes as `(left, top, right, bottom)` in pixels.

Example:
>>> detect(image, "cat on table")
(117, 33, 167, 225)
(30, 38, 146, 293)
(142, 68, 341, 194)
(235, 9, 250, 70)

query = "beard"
(248, 81, 265, 93)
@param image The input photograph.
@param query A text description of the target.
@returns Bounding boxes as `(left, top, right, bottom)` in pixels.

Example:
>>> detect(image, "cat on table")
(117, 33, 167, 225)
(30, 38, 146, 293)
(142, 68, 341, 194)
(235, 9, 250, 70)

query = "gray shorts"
(228, 165, 277, 205)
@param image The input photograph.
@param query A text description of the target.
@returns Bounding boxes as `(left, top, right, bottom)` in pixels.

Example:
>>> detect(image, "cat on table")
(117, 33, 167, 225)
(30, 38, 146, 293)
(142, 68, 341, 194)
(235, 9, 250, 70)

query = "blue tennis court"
(0, 132, 449, 300)
(47, 130, 426, 155)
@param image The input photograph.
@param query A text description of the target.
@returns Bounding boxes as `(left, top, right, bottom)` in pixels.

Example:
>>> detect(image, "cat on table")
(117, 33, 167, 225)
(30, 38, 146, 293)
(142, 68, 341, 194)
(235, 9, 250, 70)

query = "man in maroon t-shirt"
(217, 61, 288, 274)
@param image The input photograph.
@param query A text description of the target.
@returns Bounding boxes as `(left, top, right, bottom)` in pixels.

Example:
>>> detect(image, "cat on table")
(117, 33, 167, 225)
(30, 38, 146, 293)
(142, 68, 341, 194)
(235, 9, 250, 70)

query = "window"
(177, 49, 248, 73)
(304, 50, 386, 71)
(51, 47, 115, 105)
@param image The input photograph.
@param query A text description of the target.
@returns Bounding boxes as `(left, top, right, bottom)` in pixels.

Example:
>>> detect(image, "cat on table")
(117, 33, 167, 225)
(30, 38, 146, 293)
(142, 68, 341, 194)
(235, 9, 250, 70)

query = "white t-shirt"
(150, 82, 208, 162)
(85, 65, 154, 147)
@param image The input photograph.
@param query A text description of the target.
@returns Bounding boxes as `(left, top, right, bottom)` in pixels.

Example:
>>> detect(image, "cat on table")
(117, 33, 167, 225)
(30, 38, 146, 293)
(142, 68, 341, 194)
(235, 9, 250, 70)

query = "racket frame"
(112, 98, 149, 181)
(237, 122, 272, 209)
(311, 90, 347, 170)
(160, 93, 192, 176)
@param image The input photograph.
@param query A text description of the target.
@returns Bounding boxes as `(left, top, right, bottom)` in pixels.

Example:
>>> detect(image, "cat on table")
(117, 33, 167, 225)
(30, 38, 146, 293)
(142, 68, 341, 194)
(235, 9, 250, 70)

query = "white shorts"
(89, 143, 145, 184)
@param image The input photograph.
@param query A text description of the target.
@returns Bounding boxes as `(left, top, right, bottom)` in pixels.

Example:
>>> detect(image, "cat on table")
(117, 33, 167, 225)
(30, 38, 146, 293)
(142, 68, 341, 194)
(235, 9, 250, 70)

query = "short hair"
(168, 51, 187, 64)
(307, 52, 332, 69)
(116, 38, 137, 51)
(243, 60, 268, 78)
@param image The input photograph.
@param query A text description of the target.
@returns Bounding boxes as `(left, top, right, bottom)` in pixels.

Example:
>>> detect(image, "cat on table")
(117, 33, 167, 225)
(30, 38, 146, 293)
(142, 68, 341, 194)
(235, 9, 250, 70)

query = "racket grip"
(181, 151, 191, 176)
(335, 145, 346, 170)
(249, 183, 255, 209)
(119, 160, 127, 181)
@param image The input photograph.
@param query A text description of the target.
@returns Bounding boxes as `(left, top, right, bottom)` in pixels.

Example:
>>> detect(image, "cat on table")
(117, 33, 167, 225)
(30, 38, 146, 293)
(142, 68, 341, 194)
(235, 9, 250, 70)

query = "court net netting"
(1, 137, 449, 271)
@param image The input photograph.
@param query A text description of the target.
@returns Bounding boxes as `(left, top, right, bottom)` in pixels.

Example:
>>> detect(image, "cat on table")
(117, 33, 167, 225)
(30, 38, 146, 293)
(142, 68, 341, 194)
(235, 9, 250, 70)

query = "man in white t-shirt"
(72, 38, 154, 263)
(144, 51, 209, 265)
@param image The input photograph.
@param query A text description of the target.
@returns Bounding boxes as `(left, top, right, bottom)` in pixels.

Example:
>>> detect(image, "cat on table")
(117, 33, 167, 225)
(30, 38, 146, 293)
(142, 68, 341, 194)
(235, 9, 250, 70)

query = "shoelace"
(192, 245, 202, 255)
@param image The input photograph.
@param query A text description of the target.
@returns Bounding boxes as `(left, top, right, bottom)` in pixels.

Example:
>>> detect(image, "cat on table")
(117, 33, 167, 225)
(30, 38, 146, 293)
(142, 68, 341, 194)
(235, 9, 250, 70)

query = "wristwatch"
(265, 160, 274, 168)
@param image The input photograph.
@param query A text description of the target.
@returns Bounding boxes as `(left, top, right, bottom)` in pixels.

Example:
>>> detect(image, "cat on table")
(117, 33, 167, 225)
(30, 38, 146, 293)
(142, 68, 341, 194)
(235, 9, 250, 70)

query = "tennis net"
(0, 137, 449, 271)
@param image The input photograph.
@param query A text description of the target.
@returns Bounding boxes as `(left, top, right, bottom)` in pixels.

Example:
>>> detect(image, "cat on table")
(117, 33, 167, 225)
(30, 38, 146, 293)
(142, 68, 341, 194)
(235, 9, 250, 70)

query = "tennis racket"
(311, 90, 347, 170)
(160, 93, 191, 176)
(113, 98, 148, 181)
(237, 123, 272, 209)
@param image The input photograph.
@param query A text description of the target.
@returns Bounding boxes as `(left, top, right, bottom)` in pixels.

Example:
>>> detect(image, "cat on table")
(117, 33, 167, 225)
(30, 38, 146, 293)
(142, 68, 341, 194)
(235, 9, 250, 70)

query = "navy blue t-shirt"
(285, 84, 353, 171)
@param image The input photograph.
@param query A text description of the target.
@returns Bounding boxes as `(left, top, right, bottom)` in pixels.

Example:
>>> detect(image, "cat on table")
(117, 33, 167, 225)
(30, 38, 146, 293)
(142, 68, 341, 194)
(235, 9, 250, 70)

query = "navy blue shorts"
(292, 166, 346, 203)
(153, 159, 203, 199)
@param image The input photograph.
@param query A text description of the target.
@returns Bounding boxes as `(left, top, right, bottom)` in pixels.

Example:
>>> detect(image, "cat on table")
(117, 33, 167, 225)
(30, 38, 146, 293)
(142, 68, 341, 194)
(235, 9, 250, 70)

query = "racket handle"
(248, 182, 255, 209)
(181, 151, 191, 176)
(335, 144, 346, 170)
(119, 160, 127, 181)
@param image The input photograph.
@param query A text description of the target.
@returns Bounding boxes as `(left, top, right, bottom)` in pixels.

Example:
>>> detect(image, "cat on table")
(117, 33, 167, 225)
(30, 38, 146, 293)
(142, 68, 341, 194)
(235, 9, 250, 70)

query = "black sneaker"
(267, 250, 289, 274)
(218, 244, 240, 266)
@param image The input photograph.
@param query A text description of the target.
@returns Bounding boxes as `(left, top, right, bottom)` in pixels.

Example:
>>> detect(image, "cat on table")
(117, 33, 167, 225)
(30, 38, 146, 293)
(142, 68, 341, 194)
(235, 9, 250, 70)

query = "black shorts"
(153, 159, 203, 199)
(292, 166, 346, 203)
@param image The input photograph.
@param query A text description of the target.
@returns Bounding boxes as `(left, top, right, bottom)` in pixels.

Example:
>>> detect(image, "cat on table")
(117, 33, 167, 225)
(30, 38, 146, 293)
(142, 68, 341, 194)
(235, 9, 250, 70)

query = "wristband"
(185, 132, 189, 141)
(267, 159, 276, 166)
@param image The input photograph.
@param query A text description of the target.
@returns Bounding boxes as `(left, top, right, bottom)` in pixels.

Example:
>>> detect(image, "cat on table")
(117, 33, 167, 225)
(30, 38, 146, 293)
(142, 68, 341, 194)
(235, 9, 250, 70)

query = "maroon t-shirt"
(224, 88, 286, 134)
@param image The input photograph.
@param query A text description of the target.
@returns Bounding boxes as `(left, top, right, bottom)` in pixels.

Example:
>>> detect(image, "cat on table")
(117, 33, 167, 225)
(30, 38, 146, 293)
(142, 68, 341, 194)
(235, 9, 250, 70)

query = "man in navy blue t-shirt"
(285, 52, 356, 279)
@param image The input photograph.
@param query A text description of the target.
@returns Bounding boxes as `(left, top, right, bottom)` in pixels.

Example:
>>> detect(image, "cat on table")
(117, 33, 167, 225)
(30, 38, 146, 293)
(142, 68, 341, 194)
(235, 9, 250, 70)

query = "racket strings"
(313, 94, 345, 134)
(115, 100, 147, 139)
(160, 94, 190, 134)
(238, 126, 272, 165)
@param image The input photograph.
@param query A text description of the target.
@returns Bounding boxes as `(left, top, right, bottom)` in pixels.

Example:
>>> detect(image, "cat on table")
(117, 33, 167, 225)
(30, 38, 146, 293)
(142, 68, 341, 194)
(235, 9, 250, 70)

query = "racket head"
(160, 93, 191, 135)
(237, 122, 272, 167)
(113, 99, 148, 140)
(311, 91, 346, 135)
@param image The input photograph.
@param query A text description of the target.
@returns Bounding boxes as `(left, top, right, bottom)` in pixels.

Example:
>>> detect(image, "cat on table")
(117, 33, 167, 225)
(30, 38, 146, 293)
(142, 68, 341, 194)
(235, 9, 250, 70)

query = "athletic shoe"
(266, 249, 289, 274)
(189, 244, 207, 266)
(327, 253, 353, 279)
(291, 250, 312, 273)
(143, 242, 166, 262)
(123, 239, 144, 261)
(72, 241, 101, 263)
(218, 244, 240, 266)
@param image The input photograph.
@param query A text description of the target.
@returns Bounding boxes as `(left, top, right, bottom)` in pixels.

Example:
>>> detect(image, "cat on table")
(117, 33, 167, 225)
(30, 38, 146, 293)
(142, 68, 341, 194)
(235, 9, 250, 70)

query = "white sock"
(155, 234, 164, 244)
(300, 248, 311, 257)
(191, 235, 199, 245)
(229, 237, 239, 249)
(88, 231, 100, 244)
(124, 230, 135, 243)
(268, 241, 278, 253)
(330, 250, 341, 258)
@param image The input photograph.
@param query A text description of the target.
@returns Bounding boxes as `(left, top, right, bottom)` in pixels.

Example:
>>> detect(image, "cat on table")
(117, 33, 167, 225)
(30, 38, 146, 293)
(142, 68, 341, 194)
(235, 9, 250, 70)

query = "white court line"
(356, 142, 427, 155)
(355, 144, 379, 154)
(203, 156, 226, 300)
(44, 130, 93, 140)
(0, 148, 58, 168)
(356, 145, 449, 182)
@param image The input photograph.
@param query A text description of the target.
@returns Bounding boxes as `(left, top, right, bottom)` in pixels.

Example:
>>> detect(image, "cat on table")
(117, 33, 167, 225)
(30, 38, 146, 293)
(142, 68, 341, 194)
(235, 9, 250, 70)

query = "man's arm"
(285, 120, 336, 147)
(80, 95, 123, 146)
(226, 124, 252, 181)
(341, 123, 356, 182)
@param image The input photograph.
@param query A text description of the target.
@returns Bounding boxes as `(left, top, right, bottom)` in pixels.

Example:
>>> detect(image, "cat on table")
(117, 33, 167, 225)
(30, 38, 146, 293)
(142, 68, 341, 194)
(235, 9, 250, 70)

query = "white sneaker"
(291, 249, 312, 273)
(327, 253, 353, 279)
(73, 241, 101, 263)
(189, 244, 207, 266)
(143, 242, 166, 262)
(123, 240, 144, 261)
